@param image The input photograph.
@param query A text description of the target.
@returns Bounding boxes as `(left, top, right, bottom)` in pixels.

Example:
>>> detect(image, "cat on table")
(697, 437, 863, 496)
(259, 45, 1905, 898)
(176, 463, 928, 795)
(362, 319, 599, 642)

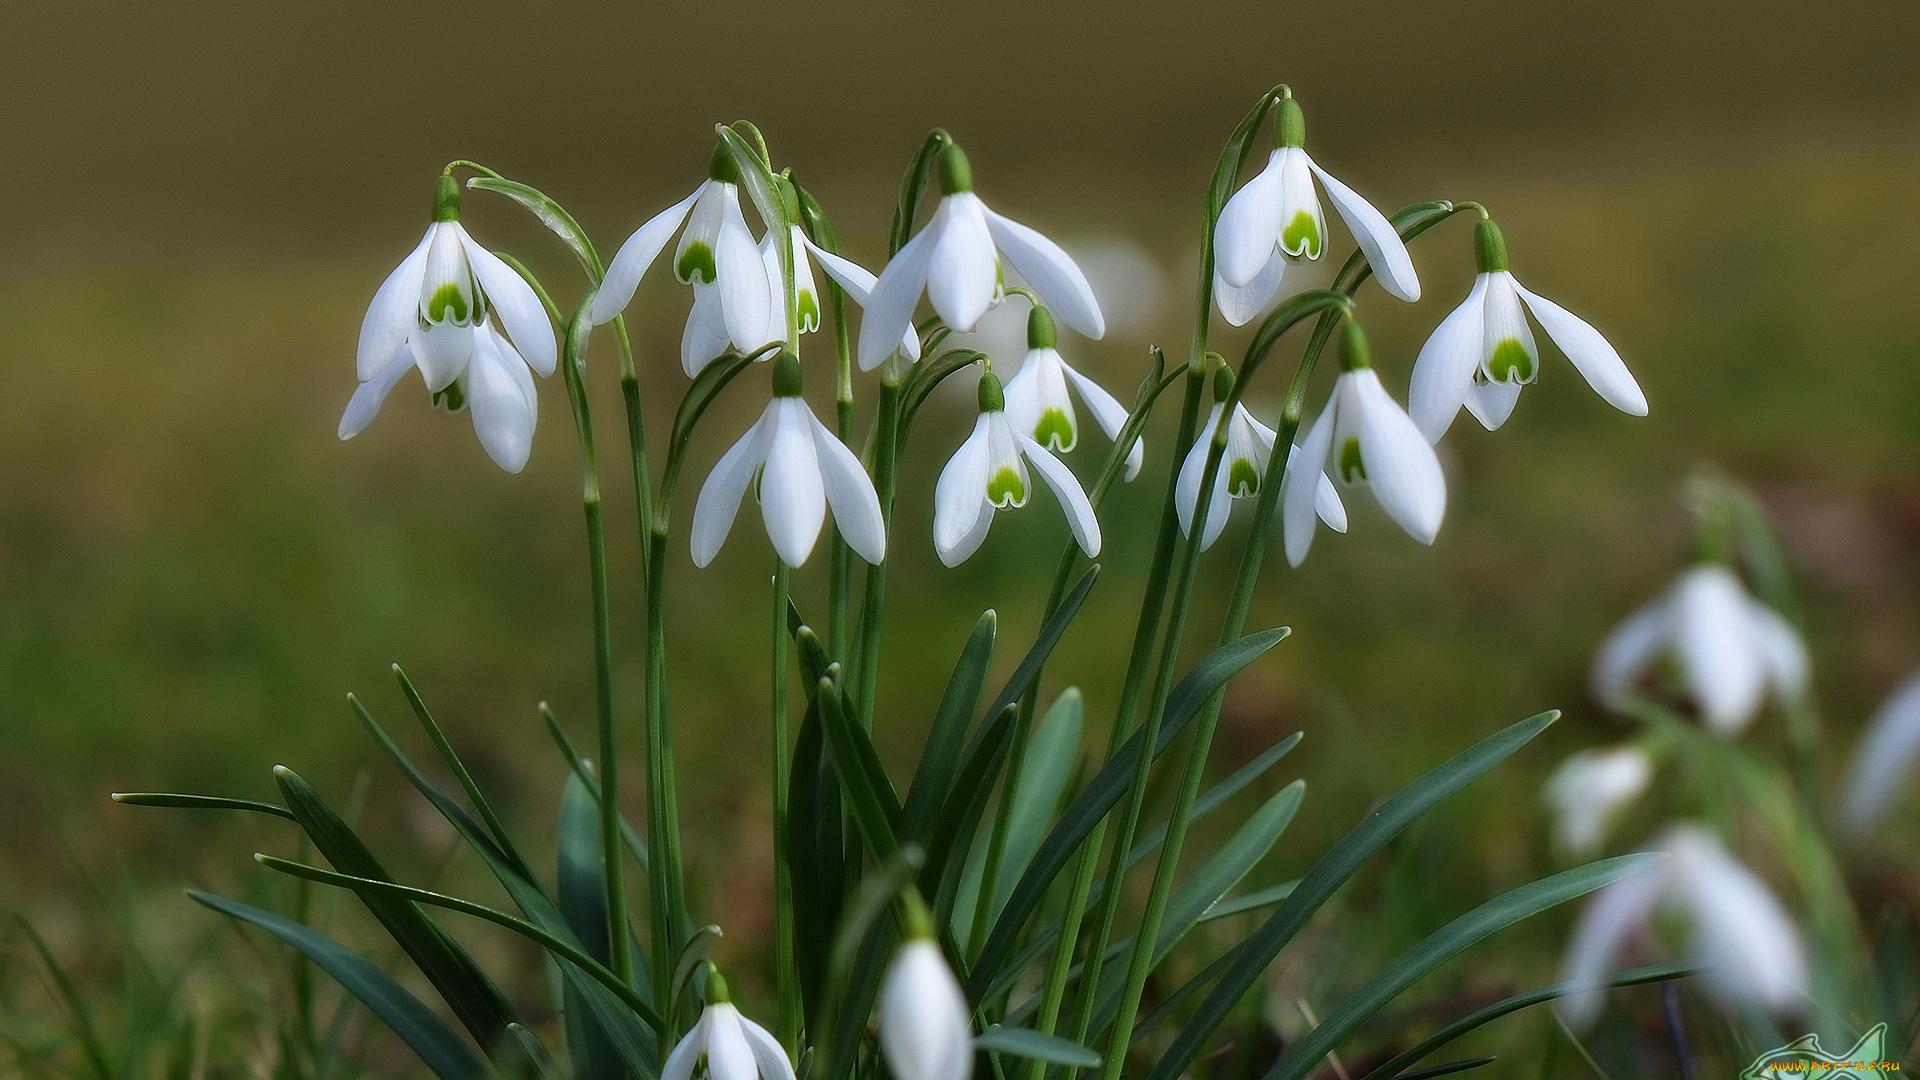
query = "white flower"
(796, 231, 923, 365)
(690, 354, 885, 568)
(934, 370, 1101, 567)
(662, 981, 795, 1080)
(859, 142, 1104, 370)
(879, 939, 974, 1080)
(589, 144, 773, 360)
(1591, 564, 1807, 736)
(1543, 745, 1653, 858)
(1559, 825, 1806, 1029)
(344, 177, 556, 473)
(1837, 669, 1920, 835)
(1408, 219, 1646, 442)
(1281, 324, 1446, 567)
(1002, 306, 1143, 481)
(1213, 94, 1419, 308)
(1176, 377, 1345, 550)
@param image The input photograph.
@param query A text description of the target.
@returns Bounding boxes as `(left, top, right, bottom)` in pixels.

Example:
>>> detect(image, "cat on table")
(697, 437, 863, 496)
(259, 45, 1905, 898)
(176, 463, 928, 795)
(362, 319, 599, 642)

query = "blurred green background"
(3, 0, 1920, 1071)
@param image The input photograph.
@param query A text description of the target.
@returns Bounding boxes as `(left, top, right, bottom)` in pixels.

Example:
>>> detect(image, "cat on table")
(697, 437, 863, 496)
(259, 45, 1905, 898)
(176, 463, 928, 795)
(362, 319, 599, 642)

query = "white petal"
(1063, 362, 1143, 479)
(1275, 149, 1325, 261)
(1283, 403, 1336, 567)
(759, 232, 790, 345)
(1006, 349, 1077, 451)
(1838, 669, 1920, 835)
(1408, 275, 1490, 443)
(1306, 155, 1419, 301)
(933, 417, 994, 566)
(357, 226, 435, 380)
(339, 348, 416, 440)
(809, 411, 887, 564)
(983, 207, 1105, 339)
(1666, 828, 1806, 1014)
(1017, 432, 1101, 558)
(860, 223, 939, 370)
(1544, 746, 1653, 857)
(1673, 566, 1768, 734)
(1174, 404, 1224, 540)
(682, 291, 732, 377)
(660, 1020, 706, 1080)
(740, 1015, 797, 1080)
(458, 226, 557, 376)
(1463, 377, 1523, 431)
(466, 327, 538, 473)
(925, 194, 999, 334)
(411, 321, 475, 394)
(1747, 601, 1809, 704)
(1591, 596, 1673, 707)
(1556, 855, 1669, 1030)
(690, 406, 775, 567)
(759, 399, 828, 567)
(591, 184, 702, 325)
(803, 234, 879, 297)
(1282, 441, 1347, 533)
(1514, 281, 1648, 416)
(879, 942, 974, 1080)
(716, 186, 775, 353)
(1213, 151, 1286, 288)
(1348, 370, 1447, 544)
(705, 1005, 758, 1080)
(1213, 252, 1289, 327)
(789, 226, 821, 335)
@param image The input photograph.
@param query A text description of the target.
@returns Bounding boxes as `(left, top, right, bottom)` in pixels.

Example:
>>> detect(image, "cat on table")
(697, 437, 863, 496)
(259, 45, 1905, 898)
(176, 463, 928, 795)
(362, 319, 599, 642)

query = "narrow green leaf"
(786, 683, 845, 1031)
(817, 851, 922, 1080)
(661, 349, 765, 504)
(716, 125, 788, 238)
(889, 130, 950, 255)
(393, 667, 536, 883)
(817, 673, 903, 860)
(975, 1027, 1102, 1068)
(542, 705, 651, 877)
(191, 891, 493, 1080)
(465, 176, 602, 279)
(670, 925, 724, 1008)
(991, 687, 1085, 919)
(15, 920, 114, 1080)
(924, 703, 1018, 927)
(1393, 1058, 1496, 1080)
(1147, 711, 1559, 1080)
(111, 792, 296, 820)
(1199, 879, 1301, 923)
(900, 610, 997, 844)
(556, 773, 622, 1080)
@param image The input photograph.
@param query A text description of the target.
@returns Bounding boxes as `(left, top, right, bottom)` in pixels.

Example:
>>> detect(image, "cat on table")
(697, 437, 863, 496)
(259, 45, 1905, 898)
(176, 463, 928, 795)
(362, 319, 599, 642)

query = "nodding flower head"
(1177, 364, 1344, 550)
(1002, 305, 1144, 481)
(932, 367, 1101, 567)
(661, 970, 796, 1080)
(878, 926, 973, 1080)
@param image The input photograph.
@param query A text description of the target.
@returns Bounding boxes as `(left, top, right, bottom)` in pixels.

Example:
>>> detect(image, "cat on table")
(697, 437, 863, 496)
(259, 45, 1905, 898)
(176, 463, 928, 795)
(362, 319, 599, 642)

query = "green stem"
(772, 560, 800, 1053)
(852, 376, 906, 729)
(644, 528, 685, 1048)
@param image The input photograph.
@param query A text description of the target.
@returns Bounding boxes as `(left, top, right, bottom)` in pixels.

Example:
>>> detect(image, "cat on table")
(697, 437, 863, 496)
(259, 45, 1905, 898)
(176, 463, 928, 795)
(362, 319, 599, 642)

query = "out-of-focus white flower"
(860, 141, 1104, 370)
(879, 938, 973, 1080)
(690, 354, 885, 568)
(1281, 323, 1446, 566)
(662, 973, 794, 1080)
(1837, 669, 1920, 835)
(1543, 745, 1653, 858)
(1002, 306, 1143, 481)
(344, 175, 556, 473)
(934, 369, 1100, 567)
(1559, 825, 1805, 1029)
(1408, 219, 1646, 441)
(1592, 564, 1807, 735)
(1177, 368, 1343, 550)
(1213, 93, 1419, 316)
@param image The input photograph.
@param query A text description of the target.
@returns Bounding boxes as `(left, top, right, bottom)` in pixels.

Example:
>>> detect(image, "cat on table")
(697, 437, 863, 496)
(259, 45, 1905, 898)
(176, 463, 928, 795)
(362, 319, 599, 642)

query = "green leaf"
(816, 851, 922, 1080)
(901, 348, 989, 433)
(889, 130, 951, 255)
(543, 705, 651, 876)
(465, 176, 602, 280)
(975, 1027, 1102, 1069)
(816, 672, 903, 860)
(394, 666, 536, 883)
(661, 349, 765, 505)
(1146, 711, 1558, 1080)
(1393, 1058, 1497, 1080)
(992, 687, 1086, 918)
(111, 791, 295, 820)
(556, 773, 622, 1080)
(191, 891, 494, 1080)
(786, 679, 845, 1031)
(1199, 879, 1301, 923)
(15, 919, 114, 1080)
(716, 125, 788, 238)
(1261, 854, 1659, 1080)
(901, 610, 997, 844)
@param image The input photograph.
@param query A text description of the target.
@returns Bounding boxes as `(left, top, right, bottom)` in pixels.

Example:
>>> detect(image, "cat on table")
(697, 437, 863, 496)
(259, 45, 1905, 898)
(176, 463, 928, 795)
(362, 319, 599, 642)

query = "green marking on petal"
(1034, 408, 1075, 451)
(1282, 210, 1322, 259)
(796, 288, 820, 331)
(427, 282, 469, 324)
(431, 380, 467, 414)
(986, 466, 1027, 507)
(1228, 458, 1261, 498)
(1488, 338, 1535, 382)
(677, 242, 716, 284)
(1338, 438, 1366, 484)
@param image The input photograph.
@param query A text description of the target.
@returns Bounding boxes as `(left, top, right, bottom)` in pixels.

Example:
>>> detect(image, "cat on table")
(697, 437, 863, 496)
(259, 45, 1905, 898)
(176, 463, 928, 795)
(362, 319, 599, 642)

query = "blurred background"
(3, 0, 1919, 1073)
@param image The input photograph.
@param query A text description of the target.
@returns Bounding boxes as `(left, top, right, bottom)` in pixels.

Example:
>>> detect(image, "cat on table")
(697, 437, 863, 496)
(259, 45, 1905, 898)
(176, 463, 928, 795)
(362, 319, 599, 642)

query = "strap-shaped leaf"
(976, 1027, 1102, 1069)
(900, 610, 997, 844)
(465, 176, 603, 279)
(786, 678, 846, 1031)
(816, 671, 904, 859)
(1199, 879, 1300, 923)
(1394, 1058, 1496, 1080)
(112, 792, 296, 820)
(955, 688, 1086, 944)
(556, 773, 623, 1080)
(1261, 854, 1659, 1080)
(1146, 711, 1558, 1080)
(191, 891, 493, 1080)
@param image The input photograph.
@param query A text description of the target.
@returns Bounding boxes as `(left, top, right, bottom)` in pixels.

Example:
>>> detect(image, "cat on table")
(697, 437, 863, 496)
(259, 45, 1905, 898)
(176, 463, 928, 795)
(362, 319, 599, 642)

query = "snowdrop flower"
(344, 175, 556, 473)
(1213, 92, 1419, 318)
(1177, 366, 1344, 550)
(796, 231, 923, 365)
(934, 369, 1100, 567)
(1559, 825, 1806, 1029)
(1592, 564, 1807, 736)
(662, 971, 795, 1080)
(690, 353, 885, 568)
(1409, 218, 1647, 441)
(879, 921, 973, 1080)
(590, 143, 773, 361)
(1543, 745, 1653, 858)
(860, 141, 1104, 370)
(1281, 323, 1446, 566)
(1003, 306, 1143, 481)
(1837, 669, 1920, 835)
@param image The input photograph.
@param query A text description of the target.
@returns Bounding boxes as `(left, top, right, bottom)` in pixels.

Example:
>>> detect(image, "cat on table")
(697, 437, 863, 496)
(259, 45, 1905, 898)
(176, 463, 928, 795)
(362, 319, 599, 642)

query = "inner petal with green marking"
(1228, 458, 1261, 498)
(1487, 338, 1537, 383)
(431, 379, 467, 413)
(1282, 210, 1322, 259)
(427, 282, 469, 324)
(1034, 408, 1075, 451)
(677, 242, 717, 284)
(1338, 438, 1366, 484)
(796, 288, 820, 331)
(986, 466, 1027, 507)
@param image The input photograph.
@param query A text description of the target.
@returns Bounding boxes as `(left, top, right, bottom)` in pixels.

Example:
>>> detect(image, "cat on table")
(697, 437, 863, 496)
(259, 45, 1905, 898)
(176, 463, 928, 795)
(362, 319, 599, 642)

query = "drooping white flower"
(934, 369, 1101, 567)
(662, 974, 795, 1080)
(1176, 368, 1344, 550)
(1213, 94, 1420, 310)
(1408, 219, 1647, 441)
(343, 176, 556, 473)
(1002, 306, 1143, 481)
(690, 353, 885, 568)
(1559, 825, 1806, 1029)
(879, 938, 974, 1080)
(859, 142, 1104, 370)
(589, 143, 773, 361)
(1543, 745, 1653, 858)
(1281, 323, 1446, 567)
(1837, 669, 1920, 835)
(796, 231, 923, 363)
(1591, 564, 1807, 736)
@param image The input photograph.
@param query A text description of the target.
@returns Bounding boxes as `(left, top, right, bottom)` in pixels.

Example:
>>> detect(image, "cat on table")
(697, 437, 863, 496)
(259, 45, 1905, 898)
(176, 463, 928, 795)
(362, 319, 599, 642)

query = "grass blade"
(110, 792, 296, 820)
(815, 671, 903, 860)
(975, 1027, 1102, 1069)
(557, 772, 623, 1080)
(901, 610, 997, 844)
